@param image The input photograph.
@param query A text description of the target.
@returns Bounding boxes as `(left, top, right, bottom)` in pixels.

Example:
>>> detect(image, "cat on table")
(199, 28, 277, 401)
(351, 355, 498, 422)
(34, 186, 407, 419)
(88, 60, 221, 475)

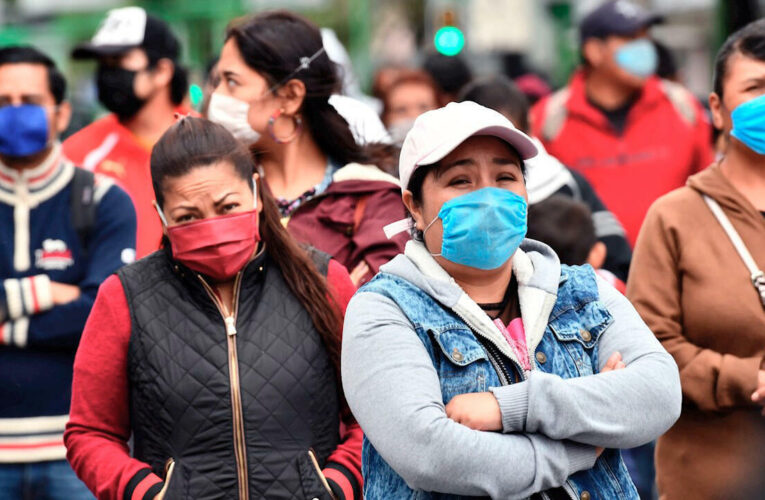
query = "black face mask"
(96, 66, 147, 120)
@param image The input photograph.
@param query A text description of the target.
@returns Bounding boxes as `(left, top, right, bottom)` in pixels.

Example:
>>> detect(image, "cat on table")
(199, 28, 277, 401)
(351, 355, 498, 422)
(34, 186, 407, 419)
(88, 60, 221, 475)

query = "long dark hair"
(226, 10, 383, 166)
(151, 117, 343, 373)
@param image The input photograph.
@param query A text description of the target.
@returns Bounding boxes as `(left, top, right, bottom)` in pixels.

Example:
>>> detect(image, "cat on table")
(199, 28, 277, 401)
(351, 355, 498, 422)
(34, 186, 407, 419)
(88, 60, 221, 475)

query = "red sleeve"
(327, 259, 356, 316)
(322, 418, 363, 500)
(64, 275, 164, 500)
(692, 98, 715, 173)
(529, 97, 550, 144)
(323, 260, 363, 499)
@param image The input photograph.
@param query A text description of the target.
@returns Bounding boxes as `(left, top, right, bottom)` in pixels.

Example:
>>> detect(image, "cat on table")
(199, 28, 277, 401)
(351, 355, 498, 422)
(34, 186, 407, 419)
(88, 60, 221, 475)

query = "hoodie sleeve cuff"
(490, 382, 529, 433)
(324, 462, 362, 500)
(124, 468, 163, 500)
(564, 441, 599, 474)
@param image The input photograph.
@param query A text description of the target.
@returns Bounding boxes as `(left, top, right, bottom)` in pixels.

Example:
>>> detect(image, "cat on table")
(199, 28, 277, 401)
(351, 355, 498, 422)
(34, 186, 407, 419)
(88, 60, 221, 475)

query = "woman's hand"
(750, 370, 765, 415)
(349, 261, 370, 286)
(445, 392, 503, 431)
(600, 351, 626, 373)
(50, 281, 81, 305)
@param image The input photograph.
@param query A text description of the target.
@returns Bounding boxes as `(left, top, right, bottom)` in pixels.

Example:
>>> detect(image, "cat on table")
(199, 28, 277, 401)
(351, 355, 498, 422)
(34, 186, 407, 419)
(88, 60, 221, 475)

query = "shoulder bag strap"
(702, 194, 765, 309)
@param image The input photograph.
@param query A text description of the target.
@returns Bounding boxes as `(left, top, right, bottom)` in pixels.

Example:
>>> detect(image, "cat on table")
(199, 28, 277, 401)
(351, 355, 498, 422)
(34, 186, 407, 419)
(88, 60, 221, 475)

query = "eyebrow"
(438, 158, 476, 173)
(0, 93, 45, 100)
(741, 77, 765, 86)
(221, 70, 240, 79)
(213, 192, 237, 206)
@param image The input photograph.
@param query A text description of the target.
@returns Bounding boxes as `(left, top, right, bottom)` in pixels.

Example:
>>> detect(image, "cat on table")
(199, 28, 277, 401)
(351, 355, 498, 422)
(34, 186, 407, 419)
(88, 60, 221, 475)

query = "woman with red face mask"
(64, 117, 362, 500)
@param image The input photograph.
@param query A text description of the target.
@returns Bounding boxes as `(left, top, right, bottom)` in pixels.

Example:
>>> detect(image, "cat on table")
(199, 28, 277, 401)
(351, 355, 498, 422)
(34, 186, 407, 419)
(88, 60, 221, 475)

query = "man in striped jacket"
(0, 46, 136, 499)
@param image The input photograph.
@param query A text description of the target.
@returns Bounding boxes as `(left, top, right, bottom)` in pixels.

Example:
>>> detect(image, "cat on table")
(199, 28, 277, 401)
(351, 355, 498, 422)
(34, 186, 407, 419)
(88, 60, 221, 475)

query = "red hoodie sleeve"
(64, 275, 163, 500)
(323, 260, 363, 500)
(691, 97, 714, 173)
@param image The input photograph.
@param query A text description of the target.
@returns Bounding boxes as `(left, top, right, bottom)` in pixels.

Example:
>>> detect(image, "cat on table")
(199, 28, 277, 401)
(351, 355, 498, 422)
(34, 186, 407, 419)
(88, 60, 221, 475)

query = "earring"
(267, 108, 303, 144)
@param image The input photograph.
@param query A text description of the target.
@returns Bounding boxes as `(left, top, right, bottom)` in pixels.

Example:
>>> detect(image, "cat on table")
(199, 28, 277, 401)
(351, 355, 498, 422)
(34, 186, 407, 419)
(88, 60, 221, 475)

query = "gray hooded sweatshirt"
(341, 239, 681, 499)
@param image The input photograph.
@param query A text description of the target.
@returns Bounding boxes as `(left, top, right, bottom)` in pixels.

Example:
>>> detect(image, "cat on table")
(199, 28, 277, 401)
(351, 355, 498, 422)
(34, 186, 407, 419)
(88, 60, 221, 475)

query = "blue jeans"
(0, 460, 93, 500)
(622, 442, 657, 500)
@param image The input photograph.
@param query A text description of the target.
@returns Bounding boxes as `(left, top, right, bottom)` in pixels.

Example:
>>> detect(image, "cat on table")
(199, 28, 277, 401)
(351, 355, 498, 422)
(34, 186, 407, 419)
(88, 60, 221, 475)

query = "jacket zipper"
(308, 448, 338, 500)
(198, 273, 249, 500)
(481, 338, 512, 386)
(449, 308, 527, 383)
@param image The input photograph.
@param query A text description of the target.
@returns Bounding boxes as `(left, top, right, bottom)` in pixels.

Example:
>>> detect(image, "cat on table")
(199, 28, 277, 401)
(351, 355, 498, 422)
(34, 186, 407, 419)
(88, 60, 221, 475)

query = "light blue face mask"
(614, 38, 658, 79)
(731, 93, 765, 155)
(424, 187, 528, 270)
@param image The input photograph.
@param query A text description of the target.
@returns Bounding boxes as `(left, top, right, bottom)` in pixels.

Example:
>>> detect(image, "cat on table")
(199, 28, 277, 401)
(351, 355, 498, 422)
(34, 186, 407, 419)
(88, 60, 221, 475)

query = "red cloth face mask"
(165, 210, 260, 281)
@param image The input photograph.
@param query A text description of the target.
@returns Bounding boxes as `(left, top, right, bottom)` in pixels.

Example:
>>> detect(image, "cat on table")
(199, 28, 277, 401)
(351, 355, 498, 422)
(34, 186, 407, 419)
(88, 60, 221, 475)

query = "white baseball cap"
(398, 101, 538, 193)
(72, 7, 180, 61)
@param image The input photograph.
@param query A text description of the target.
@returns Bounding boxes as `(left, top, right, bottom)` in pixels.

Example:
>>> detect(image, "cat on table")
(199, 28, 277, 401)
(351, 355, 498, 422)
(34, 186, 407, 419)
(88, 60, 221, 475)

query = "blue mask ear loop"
(422, 214, 443, 257)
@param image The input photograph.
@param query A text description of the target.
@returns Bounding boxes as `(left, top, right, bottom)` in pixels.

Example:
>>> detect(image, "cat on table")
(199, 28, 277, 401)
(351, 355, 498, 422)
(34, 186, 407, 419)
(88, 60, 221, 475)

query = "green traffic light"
(189, 84, 204, 108)
(434, 26, 465, 56)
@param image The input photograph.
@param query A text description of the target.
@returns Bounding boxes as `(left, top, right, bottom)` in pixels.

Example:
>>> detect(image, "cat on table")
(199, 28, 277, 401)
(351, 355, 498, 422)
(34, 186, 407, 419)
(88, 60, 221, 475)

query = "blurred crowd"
(1, 0, 764, 499)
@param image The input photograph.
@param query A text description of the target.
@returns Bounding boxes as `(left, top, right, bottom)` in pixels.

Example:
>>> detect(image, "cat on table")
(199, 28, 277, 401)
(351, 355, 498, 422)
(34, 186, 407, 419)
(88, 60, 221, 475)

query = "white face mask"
(387, 118, 416, 146)
(207, 93, 261, 145)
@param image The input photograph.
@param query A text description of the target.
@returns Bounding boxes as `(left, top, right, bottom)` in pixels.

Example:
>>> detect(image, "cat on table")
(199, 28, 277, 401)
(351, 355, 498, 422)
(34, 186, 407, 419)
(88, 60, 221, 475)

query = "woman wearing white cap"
(341, 101, 681, 499)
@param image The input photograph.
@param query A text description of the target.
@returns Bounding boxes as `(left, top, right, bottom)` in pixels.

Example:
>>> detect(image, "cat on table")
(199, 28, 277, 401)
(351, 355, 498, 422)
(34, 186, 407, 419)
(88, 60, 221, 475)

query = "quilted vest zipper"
(198, 272, 249, 500)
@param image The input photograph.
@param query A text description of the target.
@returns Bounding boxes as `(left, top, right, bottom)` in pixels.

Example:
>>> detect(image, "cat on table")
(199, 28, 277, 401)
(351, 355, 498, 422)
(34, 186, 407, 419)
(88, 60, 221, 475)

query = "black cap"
(72, 7, 179, 62)
(580, 0, 662, 42)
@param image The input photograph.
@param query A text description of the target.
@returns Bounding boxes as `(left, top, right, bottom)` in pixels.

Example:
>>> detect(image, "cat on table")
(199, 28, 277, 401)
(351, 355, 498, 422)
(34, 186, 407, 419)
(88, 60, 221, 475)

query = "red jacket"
(284, 163, 409, 284)
(63, 112, 192, 259)
(64, 259, 362, 500)
(530, 72, 714, 246)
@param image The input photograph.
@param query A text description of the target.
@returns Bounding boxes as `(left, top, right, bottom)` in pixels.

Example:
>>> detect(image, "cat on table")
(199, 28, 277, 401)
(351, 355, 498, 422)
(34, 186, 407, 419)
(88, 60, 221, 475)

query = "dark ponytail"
(226, 10, 382, 166)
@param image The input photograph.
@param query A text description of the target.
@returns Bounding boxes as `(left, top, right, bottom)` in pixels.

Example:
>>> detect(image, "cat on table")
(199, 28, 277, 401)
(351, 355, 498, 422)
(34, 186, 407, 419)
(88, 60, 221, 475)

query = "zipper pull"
(224, 316, 237, 336)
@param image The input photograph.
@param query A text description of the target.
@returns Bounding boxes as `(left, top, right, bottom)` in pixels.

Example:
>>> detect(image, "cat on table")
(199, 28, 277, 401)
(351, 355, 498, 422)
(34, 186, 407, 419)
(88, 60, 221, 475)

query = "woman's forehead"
(440, 136, 521, 163)
(164, 162, 242, 191)
(726, 52, 765, 83)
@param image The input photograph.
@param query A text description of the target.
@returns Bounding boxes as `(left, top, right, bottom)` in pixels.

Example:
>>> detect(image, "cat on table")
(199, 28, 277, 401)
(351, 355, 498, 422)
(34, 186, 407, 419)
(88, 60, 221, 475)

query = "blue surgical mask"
(731, 93, 765, 155)
(424, 187, 528, 270)
(0, 104, 50, 157)
(614, 39, 658, 79)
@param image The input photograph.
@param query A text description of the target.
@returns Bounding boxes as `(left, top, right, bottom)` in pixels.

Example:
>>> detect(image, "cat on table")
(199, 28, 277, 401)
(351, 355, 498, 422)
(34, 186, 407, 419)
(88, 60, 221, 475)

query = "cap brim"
(72, 43, 137, 59)
(415, 124, 538, 169)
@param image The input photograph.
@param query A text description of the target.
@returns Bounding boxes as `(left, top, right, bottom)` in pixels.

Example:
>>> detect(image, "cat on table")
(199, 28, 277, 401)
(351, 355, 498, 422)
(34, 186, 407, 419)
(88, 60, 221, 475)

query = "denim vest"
(359, 264, 638, 500)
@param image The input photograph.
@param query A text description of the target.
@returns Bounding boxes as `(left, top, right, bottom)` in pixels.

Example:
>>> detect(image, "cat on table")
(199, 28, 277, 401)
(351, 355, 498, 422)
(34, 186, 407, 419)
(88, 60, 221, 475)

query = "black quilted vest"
(118, 248, 340, 499)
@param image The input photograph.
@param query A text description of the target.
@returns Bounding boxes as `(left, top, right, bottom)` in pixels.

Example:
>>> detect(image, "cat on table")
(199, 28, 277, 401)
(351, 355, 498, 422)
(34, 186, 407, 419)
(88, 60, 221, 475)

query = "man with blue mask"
(531, 0, 714, 250)
(0, 46, 135, 499)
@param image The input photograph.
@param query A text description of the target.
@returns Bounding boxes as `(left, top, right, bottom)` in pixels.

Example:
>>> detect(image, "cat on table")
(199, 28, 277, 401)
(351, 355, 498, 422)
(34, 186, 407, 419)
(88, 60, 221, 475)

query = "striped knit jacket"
(0, 143, 136, 463)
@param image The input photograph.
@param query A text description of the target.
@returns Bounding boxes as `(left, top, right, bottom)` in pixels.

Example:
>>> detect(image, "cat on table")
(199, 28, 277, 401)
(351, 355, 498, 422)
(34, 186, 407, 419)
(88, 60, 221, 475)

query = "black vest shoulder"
(118, 247, 340, 499)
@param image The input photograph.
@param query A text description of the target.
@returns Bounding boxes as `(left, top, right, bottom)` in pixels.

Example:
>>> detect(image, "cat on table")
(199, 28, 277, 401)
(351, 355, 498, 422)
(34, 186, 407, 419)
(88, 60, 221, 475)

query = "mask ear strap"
(252, 177, 258, 210)
(265, 46, 326, 95)
(423, 215, 442, 257)
(153, 200, 168, 227)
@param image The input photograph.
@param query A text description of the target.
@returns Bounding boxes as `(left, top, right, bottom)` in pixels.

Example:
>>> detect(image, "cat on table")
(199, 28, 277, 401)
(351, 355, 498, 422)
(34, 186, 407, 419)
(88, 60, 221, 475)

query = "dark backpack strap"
(69, 167, 97, 258)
